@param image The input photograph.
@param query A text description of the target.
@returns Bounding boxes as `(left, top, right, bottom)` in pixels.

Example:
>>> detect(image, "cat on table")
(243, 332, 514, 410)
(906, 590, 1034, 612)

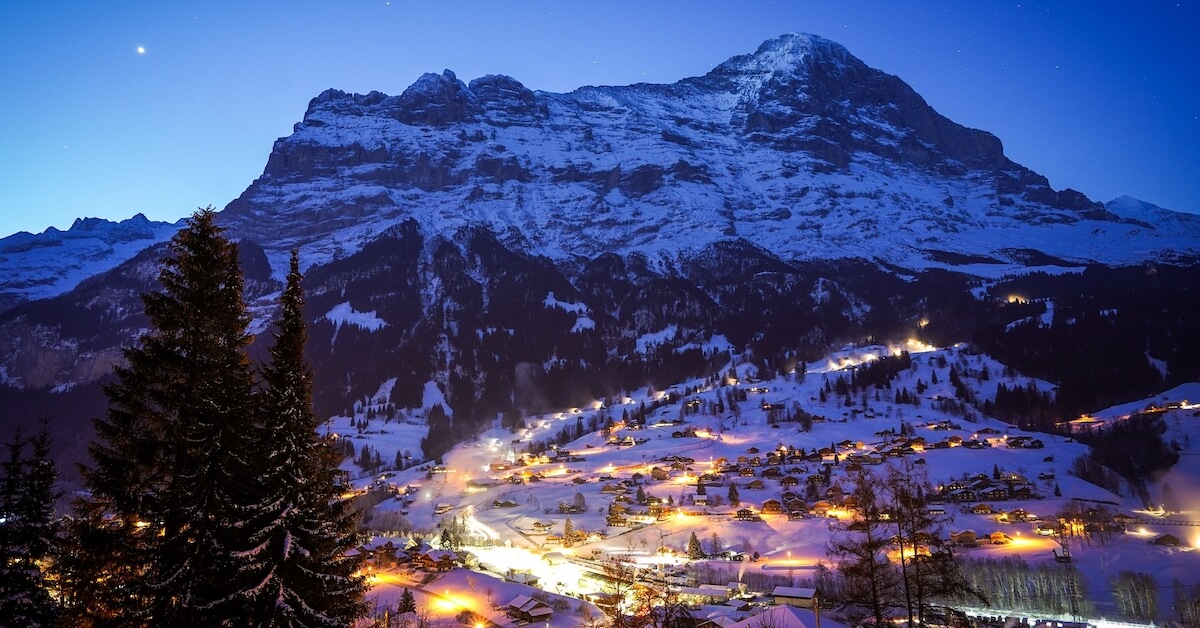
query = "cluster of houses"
(948, 529, 1015, 547)
(354, 537, 469, 573)
(527, 520, 608, 546)
(938, 471, 1042, 503)
(1004, 435, 1046, 449)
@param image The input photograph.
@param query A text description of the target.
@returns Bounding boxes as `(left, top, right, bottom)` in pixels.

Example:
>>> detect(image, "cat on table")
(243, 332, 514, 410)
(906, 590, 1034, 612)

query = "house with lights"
(507, 594, 554, 623)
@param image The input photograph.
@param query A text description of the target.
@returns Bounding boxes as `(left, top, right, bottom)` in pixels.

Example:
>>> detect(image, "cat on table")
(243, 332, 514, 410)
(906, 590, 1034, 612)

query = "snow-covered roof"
(732, 605, 849, 628)
(772, 586, 816, 599)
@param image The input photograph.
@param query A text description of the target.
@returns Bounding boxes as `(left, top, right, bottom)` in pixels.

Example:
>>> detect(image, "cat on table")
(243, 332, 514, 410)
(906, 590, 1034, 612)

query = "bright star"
(136, 46, 146, 55)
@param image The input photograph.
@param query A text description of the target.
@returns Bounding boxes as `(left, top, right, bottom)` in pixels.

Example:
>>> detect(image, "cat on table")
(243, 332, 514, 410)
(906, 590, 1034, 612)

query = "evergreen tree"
(238, 251, 367, 626)
(70, 209, 263, 624)
(709, 532, 723, 556)
(0, 423, 60, 626)
(398, 588, 417, 614)
(728, 483, 740, 507)
(687, 531, 705, 559)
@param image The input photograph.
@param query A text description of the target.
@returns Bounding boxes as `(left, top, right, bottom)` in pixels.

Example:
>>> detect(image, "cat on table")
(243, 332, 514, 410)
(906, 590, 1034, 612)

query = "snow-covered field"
(340, 342, 1200, 626)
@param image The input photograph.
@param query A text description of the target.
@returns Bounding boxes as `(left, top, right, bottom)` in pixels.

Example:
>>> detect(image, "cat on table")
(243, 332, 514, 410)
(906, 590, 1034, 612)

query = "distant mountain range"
(3, 34, 1199, 484)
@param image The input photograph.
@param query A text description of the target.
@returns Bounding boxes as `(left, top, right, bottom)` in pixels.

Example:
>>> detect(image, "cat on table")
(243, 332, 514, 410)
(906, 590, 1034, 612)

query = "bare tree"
(579, 602, 605, 628)
(600, 559, 644, 628)
(884, 459, 985, 625)
(1112, 571, 1158, 622)
(1173, 579, 1200, 626)
(630, 583, 694, 628)
(827, 467, 900, 626)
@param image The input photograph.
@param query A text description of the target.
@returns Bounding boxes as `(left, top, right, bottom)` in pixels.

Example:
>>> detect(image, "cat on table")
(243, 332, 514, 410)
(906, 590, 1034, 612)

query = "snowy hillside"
(337, 341, 1200, 625)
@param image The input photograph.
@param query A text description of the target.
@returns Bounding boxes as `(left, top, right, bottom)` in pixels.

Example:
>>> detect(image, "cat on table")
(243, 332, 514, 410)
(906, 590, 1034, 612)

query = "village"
(333, 342, 1200, 627)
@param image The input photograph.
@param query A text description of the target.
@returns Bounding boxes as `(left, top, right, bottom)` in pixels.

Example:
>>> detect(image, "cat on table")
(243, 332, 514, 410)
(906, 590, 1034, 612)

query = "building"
(772, 586, 817, 608)
(505, 571, 539, 586)
(506, 594, 554, 623)
(731, 605, 848, 628)
(1153, 533, 1182, 546)
(678, 585, 731, 605)
(762, 499, 785, 514)
(950, 530, 978, 547)
(414, 549, 459, 572)
(734, 508, 761, 522)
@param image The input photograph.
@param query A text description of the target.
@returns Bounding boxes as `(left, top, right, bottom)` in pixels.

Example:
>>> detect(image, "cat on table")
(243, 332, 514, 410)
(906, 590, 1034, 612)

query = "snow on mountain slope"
(345, 341, 1199, 621)
(0, 213, 181, 312)
(219, 33, 1200, 278)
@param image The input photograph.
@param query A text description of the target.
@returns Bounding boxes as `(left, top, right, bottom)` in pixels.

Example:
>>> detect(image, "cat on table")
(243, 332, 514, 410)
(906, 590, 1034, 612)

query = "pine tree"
(238, 250, 368, 626)
(70, 209, 262, 624)
(0, 423, 61, 626)
(0, 430, 27, 621)
(687, 531, 705, 559)
(398, 588, 417, 614)
(728, 483, 740, 506)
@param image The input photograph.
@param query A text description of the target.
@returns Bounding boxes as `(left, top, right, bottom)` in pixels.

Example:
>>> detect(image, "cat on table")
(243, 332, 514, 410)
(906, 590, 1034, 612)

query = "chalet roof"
(418, 549, 459, 563)
(731, 605, 848, 628)
(772, 586, 816, 598)
(507, 594, 553, 617)
(680, 585, 730, 597)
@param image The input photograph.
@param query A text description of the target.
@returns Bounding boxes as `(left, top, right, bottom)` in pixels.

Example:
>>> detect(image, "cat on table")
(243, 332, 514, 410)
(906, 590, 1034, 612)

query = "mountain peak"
(233, 34, 1200, 276)
(395, 69, 479, 125)
(710, 32, 852, 81)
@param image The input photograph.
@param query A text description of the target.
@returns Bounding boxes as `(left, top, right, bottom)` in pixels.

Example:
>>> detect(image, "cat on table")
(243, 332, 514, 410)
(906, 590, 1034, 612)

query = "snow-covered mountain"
(220, 32, 1200, 276)
(0, 214, 181, 313)
(5, 34, 1200, 490)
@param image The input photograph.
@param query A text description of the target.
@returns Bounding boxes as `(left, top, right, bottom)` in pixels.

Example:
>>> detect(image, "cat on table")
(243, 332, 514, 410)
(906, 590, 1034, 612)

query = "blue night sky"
(1, 1, 1197, 237)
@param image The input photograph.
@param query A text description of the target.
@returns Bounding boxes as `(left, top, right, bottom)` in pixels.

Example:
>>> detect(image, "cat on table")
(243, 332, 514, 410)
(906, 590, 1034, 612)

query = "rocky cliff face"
(222, 33, 1199, 278)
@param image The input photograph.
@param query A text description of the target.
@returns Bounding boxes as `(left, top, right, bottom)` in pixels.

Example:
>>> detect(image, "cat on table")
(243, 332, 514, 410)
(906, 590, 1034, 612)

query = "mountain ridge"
(0, 213, 182, 312)
(4, 34, 1200, 491)
(216, 32, 1200, 278)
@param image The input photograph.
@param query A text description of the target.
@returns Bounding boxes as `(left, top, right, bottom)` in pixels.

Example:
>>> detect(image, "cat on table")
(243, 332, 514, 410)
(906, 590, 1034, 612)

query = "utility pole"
(1054, 528, 1079, 623)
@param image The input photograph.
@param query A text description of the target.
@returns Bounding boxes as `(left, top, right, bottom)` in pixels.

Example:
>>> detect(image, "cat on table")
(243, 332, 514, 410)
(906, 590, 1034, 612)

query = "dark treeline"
(974, 265, 1200, 422)
(1072, 412, 1179, 502)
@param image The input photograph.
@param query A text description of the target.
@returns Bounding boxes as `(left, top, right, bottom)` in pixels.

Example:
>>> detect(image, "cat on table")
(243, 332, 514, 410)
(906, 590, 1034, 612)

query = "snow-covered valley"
(332, 341, 1200, 627)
